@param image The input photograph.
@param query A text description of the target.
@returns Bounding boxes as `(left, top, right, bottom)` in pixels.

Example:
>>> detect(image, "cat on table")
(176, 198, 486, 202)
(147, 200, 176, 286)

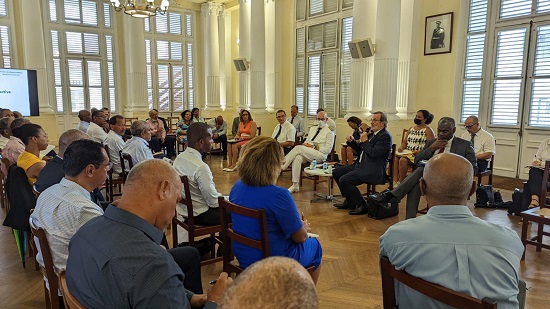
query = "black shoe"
(368, 189, 395, 204)
(333, 201, 352, 209)
(349, 204, 368, 215)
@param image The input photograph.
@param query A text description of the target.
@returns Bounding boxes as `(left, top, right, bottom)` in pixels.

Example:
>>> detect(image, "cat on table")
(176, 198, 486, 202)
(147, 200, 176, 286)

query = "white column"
(249, 0, 266, 113)
(238, 0, 250, 111)
(122, 15, 148, 116)
(371, 0, 400, 120)
(396, 0, 421, 118)
(346, 0, 377, 119)
(202, 2, 223, 110)
(19, 0, 52, 114)
(219, 10, 230, 110)
(265, 0, 282, 112)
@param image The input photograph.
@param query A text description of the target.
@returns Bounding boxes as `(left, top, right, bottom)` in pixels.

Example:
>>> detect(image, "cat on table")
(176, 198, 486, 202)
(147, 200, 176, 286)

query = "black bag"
(494, 190, 503, 203)
(475, 185, 495, 208)
(509, 188, 528, 216)
(368, 201, 398, 219)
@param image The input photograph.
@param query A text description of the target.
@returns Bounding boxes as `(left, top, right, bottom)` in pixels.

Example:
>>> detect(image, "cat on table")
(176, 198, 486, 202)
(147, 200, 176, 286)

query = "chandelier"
(110, 0, 170, 18)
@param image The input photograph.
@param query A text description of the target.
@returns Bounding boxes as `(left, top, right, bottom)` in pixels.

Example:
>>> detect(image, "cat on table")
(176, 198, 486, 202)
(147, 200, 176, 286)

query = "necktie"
(274, 125, 282, 140)
(470, 133, 475, 148)
(439, 146, 445, 153)
(291, 117, 294, 124)
(311, 128, 322, 141)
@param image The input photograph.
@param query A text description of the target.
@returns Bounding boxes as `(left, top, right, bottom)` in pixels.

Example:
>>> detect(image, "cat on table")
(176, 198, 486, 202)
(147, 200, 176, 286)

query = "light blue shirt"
(380, 205, 523, 309)
(122, 136, 153, 166)
(207, 118, 228, 136)
(77, 120, 90, 133)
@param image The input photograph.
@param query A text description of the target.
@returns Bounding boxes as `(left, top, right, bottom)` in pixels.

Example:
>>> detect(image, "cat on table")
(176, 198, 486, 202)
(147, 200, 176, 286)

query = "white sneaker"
(222, 168, 229, 171)
(288, 185, 300, 193)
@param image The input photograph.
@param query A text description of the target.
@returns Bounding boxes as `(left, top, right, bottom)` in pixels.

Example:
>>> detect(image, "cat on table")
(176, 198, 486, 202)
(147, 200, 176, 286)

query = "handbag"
(474, 185, 495, 208)
(367, 201, 398, 220)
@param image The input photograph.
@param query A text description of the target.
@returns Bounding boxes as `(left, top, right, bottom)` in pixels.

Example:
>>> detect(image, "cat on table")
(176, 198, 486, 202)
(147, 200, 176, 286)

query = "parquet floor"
(1, 156, 549, 308)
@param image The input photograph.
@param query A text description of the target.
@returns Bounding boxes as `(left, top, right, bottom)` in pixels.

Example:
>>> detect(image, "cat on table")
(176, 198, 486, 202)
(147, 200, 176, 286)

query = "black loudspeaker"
(233, 58, 249, 71)
(348, 38, 375, 58)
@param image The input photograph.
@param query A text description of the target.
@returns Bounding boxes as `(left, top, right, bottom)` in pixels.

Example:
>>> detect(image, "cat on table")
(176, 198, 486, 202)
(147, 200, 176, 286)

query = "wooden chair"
(520, 160, 550, 260)
(124, 117, 138, 129)
(119, 152, 134, 181)
(363, 143, 397, 196)
(477, 154, 495, 186)
(167, 116, 179, 133)
(380, 256, 497, 309)
(256, 126, 262, 136)
(172, 176, 222, 266)
(218, 197, 315, 277)
(1, 157, 11, 213)
(30, 217, 61, 309)
(58, 271, 85, 309)
(104, 145, 124, 201)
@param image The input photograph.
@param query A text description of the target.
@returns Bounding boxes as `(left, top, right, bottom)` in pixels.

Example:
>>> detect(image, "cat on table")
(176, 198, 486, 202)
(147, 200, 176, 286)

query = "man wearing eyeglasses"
(461, 116, 495, 173)
(272, 110, 296, 155)
(282, 111, 334, 193)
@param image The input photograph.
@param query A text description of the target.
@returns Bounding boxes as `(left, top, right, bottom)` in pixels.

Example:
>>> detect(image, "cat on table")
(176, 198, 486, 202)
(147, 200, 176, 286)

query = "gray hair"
(438, 117, 456, 128)
(130, 120, 149, 136)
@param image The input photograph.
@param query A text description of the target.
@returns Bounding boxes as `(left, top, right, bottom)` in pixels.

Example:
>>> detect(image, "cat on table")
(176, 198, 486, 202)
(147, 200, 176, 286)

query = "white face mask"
(318, 120, 327, 128)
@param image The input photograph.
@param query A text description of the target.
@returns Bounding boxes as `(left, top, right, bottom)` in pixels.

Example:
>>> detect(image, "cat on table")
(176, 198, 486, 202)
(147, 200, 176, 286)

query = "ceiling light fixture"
(110, 0, 170, 18)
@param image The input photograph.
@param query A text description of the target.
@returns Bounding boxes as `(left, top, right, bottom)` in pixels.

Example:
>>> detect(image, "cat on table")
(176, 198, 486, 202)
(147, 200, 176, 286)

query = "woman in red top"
(225, 110, 257, 172)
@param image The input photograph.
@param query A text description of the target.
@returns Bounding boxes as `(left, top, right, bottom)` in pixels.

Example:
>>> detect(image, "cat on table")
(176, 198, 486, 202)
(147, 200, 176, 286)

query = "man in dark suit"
(369, 117, 477, 219)
(333, 111, 392, 215)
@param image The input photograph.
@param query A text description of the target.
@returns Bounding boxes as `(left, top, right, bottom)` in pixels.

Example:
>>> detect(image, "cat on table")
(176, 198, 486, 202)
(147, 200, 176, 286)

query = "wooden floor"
(1, 156, 549, 309)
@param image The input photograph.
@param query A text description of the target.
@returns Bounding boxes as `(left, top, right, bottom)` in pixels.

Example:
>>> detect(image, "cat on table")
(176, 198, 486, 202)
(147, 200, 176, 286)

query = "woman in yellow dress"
(16, 123, 48, 185)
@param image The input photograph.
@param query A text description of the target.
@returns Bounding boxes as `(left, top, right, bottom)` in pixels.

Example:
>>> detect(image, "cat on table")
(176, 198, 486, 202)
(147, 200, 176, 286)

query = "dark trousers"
(392, 167, 424, 220)
(527, 167, 548, 197)
(150, 135, 176, 157)
(214, 134, 228, 157)
(333, 164, 367, 207)
(194, 207, 232, 226)
(167, 246, 203, 294)
(477, 159, 488, 173)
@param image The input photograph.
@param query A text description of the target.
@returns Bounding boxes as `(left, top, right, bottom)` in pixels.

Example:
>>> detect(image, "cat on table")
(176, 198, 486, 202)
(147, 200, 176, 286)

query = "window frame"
(0, 0, 16, 68)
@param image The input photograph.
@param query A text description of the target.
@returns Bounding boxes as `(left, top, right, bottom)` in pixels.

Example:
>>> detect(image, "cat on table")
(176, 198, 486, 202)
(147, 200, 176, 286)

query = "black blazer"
(415, 137, 478, 174)
(3, 165, 36, 232)
(347, 128, 392, 184)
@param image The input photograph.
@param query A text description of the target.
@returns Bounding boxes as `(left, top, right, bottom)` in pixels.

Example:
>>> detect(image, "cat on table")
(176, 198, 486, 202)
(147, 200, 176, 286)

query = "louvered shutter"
(87, 60, 103, 110)
(187, 42, 194, 109)
(340, 17, 352, 116)
(0, 0, 6, 16)
(342, 0, 354, 9)
(309, 0, 338, 17)
(308, 55, 321, 116)
(157, 64, 170, 112)
(172, 65, 184, 111)
(296, 0, 306, 21)
(308, 20, 337, 51)
(500, 0, 531, 19)
(51, 30, 64, 112)
(529, 24, 550, 126)
(322, 53, 337, 118)
(68, 59, 85, 112)
(0, 25, 10, 68)
(296, 27, 305, 114)
(185, 13, 193, 37)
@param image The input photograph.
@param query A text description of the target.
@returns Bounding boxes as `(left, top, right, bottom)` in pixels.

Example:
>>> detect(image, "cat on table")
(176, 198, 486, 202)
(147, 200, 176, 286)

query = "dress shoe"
(226, 167, 237, 172)
(288, 185, 300, 193)
(333, 201, 352, 209)
(368, 189, 396, 204)
(349, 204, 368, 215)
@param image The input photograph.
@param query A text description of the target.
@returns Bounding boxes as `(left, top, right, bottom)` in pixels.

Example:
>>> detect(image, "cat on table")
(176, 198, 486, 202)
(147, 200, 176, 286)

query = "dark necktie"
(274, 125, 282, 140)
(311, 128, 322, 141)
(470, 133, 475, 148)
(291, 117, 294, 124)
(439, 146, 445, 153)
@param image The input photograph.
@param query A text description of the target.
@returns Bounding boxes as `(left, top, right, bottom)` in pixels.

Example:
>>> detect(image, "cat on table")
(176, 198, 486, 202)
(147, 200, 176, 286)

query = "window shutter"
(340, 17, 353, 116)
(296, 27, 305, 114)
(187, 42, 194, 109)
(49, 0, 57, 22)
(309, 0, 338, 17)
(156, 13, 168, 33)
(144, 19, 150, 32)
(170, 41, 182, 60)
(0, 25, 10, 68)
(83, 33, 99, 55)
(81, 1, 97, 26)
(529, 24, 550, 126)
(87, 60, 103, 110)
(64, 0, 81, 24)
(172, 65, 184, 111)
(490, 28, 527, 125)
(103, 3, 111, 28)
(157, 40, 169, 60)
(157, 64, 170, 112)
(538, 0, 550, 13)
(308, 20, 337, 51)
(500, 0, 531, 19)
(106, 35, 115, 111)
(0, 0, 6, 16)
(169, 12, 181, 35)
(342, 0, 354, 9)
(51, 30, 64, 112)
(322, 52, 337, 118)
(66, 32, 83, 54)
(307, 55, 321, 116)
(185, 13, 193, 37)
(68, 59, 85, 112)
(296, 0, 306, 21)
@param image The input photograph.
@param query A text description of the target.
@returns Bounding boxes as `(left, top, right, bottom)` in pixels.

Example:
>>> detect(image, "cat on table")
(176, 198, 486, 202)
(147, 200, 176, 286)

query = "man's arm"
(280, 124, 296, 148)
(196, 166, 221, 208)
(218, 121, 227, 136)
(359, 132, 391, 160)
(414, 140, 436, 164)
(478, 133, 496, 160)
(318, 131, 334, 155)
(464, 141, 478, 174)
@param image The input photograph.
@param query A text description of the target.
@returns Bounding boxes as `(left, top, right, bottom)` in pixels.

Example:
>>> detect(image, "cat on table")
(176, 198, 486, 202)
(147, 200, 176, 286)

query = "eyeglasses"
(370, 119, 382, 122)
(316, 118, 326, 121)
(465, 123, 478, 129)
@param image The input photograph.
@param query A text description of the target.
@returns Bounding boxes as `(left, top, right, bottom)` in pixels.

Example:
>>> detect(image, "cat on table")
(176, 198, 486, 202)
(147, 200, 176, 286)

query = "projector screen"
(0, 68, 40, 117)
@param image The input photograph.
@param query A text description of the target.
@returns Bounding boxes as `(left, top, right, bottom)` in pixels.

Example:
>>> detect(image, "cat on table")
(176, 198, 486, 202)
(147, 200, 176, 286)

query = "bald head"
(125, 159, 179, 190)
(218, 257, 318, 309)
(422, 153, 474, 205)
(78, 110, 91, 122)
(216, 115, 224, 124)
(466, 115, 479, 124)
(58, 129, 90, 157)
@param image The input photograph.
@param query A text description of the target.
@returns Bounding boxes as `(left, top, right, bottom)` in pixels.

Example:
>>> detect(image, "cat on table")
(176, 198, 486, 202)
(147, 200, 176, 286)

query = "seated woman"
(394, 110, 435, 184)
(176, 110, 193, 145)
(17, 123, 48, 185)
(526, 137, 550, 208)
(225, 110, 257, 172)
(229, 136, 322, 284)
(341, 116, 369, 165)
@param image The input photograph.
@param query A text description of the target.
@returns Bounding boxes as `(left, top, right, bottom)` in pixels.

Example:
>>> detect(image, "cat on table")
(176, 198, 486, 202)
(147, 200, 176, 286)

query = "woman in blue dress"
(176, 110, 193, 144)
(229, 136, 323, 284)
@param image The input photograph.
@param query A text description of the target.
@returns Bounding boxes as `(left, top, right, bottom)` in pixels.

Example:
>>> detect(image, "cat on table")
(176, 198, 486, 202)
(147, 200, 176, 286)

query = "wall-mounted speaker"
(233, 58, 249, 71)
(348, 38, 375, 58)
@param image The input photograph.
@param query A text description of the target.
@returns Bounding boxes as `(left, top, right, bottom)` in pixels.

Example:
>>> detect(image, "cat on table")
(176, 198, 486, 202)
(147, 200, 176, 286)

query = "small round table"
(303, 167, 334, 202)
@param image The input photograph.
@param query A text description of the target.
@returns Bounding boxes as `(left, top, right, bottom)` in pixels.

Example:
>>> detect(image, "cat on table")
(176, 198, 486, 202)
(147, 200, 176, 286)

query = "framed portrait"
(424, 12, 453, 55)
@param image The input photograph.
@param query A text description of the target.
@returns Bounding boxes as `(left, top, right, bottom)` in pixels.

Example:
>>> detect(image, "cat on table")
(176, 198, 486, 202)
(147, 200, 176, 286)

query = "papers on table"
(538, 208, 550, 217)
(227, 139, 237, 143)
(307, 233, 319, 238)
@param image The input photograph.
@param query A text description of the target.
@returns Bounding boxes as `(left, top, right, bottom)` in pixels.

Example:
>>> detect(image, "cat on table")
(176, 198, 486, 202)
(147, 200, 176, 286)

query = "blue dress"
(229, 180, 322, 269)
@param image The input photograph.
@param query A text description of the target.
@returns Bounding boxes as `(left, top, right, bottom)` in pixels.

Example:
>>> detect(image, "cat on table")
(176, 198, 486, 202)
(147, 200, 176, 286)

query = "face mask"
(318, 120, 327, 128)
(414, 118, 422, 125)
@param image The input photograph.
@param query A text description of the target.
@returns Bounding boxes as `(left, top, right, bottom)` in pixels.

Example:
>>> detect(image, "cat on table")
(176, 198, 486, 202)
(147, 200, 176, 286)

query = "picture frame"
(424, 12, 453, 55)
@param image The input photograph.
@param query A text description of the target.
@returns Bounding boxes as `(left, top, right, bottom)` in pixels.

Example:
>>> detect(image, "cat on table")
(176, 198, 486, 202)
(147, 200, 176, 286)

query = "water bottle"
(311, 159, 317, 170)
(322, 160, 328, 170)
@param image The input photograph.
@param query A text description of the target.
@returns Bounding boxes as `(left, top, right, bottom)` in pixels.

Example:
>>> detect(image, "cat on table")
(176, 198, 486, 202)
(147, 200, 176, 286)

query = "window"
(46, 0, 116, 113)
(144, 10, 195, 112)
(0, 0, 12, 68)
(340, 17, 353, 115)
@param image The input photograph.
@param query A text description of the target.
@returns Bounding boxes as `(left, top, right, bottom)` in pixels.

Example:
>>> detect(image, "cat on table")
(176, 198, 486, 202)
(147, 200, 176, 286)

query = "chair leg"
(172, 222, 178, 248)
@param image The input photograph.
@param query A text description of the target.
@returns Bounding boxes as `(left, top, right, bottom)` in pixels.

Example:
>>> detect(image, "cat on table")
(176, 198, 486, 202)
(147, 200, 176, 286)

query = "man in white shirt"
(173, 122, 224, 226)
(289, 105, 305, 138)
(309, 108, 336, 135)
(0, 117, 12, 149)
(105, 115, 126, 175)
(87, 110, 108, 143)
(121, 120, 154, 166)
(461, 115, 496, 172)
(282, 111, 334, 193)
(271, 110, 296, 155)
(77, 110, 91, 133)
(207, 116, 228, 160)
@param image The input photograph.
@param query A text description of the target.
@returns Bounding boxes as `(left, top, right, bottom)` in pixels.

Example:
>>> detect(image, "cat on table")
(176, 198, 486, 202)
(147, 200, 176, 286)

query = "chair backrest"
(119, 151, 134, 181)
(380, 256, 497, 309)
(401, 128, 409, 145)
(168, 116, 179, 132)
(329, 134, 337, 162)
(540, 160, 550, 208)
(256, 126, 262, 136)
(179, 175, 195, 226)
(29, 217, 60, 309)
(218, 197, 269, 276)
(58, 270, 86, 309)
(124, 117, 138, 129)
(386, 144, 397, 183)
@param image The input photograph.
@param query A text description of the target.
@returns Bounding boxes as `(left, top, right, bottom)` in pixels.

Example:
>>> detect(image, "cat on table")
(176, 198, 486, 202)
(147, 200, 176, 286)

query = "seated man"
(0, 117, 13, 150)
(282, 111, 334, 193)
(461, 115, 495, 172)
(104, 115, 126, 175)
(231, 110, 242, 136)
(271, 110, 296, 155)
(3, 118, 28, 165)
(173, 122, 225, 226)
(333, 111, 392, 215)
(86, 109, 108, 143)
(76, 110, 91, 133)
(208, 116, 228, 160)
(289, 105, 305, 138)
(147, 108, 176, 158)
(218, 257, 318, 309)
(310, 108, 336, 134)
(66, 160, 232, 308)
(122, 120, 154, 166)
(369, 117, 477, 219)
(380, 153, 523, 308)
(30, 139, 107, 271)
